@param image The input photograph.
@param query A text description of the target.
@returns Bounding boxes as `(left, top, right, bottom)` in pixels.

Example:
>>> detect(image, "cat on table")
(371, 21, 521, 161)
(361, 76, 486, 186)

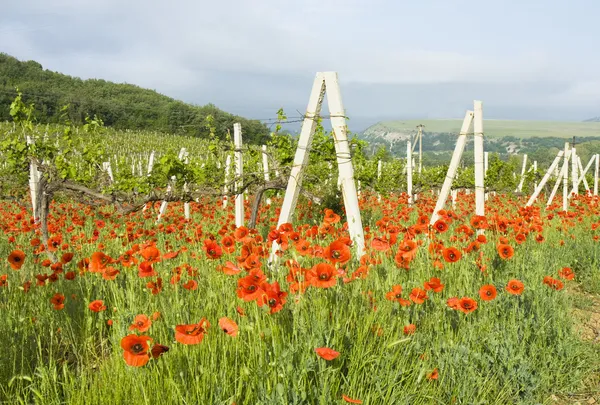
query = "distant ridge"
(584, 117, 600, 122)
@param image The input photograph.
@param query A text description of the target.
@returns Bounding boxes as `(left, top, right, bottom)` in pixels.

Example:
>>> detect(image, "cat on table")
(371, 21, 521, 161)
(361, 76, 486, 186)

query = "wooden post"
(563, 143, 570, 211)
(473, 100, 485, 229)
(571, 155, 595, 196)
(270, 72, 364, 261)
(547, 149, 571, 208)
(594, 154, 599, 196)
(516, 154, 528, 192)
(262, 145, 271, 205)
(223, 154, 232, 208)
(526, 150, 564, 206)
(533, 161, 538, 190)
(429, 111, 474, 225)
(377, 159, 382, 202)
(407, 141, 413, 205)
(182, 149, 190, 219)
(417, 124, 423, 174)
(571, 147, 578, 192)
(234, 123, 244, 228)
(102, 161, 114, 183)
(26, 136, 40, 222)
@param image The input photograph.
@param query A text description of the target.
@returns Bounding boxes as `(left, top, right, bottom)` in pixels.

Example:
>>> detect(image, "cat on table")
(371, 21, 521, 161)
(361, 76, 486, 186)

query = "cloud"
(2, 0, 600, 126)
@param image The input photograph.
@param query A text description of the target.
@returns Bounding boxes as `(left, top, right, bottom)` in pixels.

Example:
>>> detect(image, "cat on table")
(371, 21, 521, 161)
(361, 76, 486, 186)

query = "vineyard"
(1, 78, 600, 405)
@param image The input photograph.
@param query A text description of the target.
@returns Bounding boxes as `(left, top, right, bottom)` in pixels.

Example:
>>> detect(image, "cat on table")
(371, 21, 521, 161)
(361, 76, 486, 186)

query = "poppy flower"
(140, 246, 161, 262)
(8, 250, 25, 270)
(323, 209, 341, 224)
(89, 252, 112, 273)
(457, 297, 478, 314)
(129, 314, 152, 332)
(236, 274, 266, 302)
(120, 334, 152, 367)
(506, 279, 524, 295)
(150, 344, 169, 359)
(182, 280, 198, 290)
(385, 285, 403, 302)
(423, 277, 444, 293)
(323, 240, 351, 264)
(397, 239, 418, 262)
(433, 219, 448, 233)
(204, 240, 223, 260)
(315, 347, 339, 361)
(403, 324, 417, 335)
(138, 261, 157, 278)
(371, 237, 390, 252)
(260, 281, 288, 314)
(558, 267, 575, 280)
(175, 318, 210, 345)
(88, 300, 107, 312)
(543, 276, 564, 291)
(50, 293, 65, 310)
(218, 317, 239, 337)
(409, 288, 429, 304)
(497, 244, 514, 260)
(478, 285, 497, 301)
(306, 263, 337, 288)
(446, 297, 460, 310)
(442, 247, 461, 263)
(342, 394, 363, 404)
(427, 368, 439, 380)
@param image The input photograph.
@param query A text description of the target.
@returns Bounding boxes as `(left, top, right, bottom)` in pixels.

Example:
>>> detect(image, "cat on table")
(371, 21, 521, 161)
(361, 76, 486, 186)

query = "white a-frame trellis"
(430, 101, 485, 226)
(270, 72, 365, 261)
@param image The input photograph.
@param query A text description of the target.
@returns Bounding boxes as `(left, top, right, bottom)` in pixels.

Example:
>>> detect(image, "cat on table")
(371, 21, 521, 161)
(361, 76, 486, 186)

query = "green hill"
(0, 53, 270, 143)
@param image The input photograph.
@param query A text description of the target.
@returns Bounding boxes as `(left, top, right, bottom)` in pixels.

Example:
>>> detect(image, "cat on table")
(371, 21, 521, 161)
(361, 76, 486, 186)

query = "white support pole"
(451, 189, 458, 210)
(516, 154, 528, 192)
(102, 161, 114, 183)
(418, 125, 423, 174)
(526, 150, 564, 206)
(473, 100, 485, 229)
(182, 149, 190, 219)
(377, 159, 382, 202)
(594, 154, 599, 196)
(323, 72, 364, 256)
(571, 147, 578, 193)
(533, 161, 538, 190)
(407, 141, 413, 205)
(157, 148, 186, 223)
(484, 152, 489, 175)
(234, 123, 244, 228)
(270, 72, 364, 261)
(563, 143, 570, 211)
(547, 149, 571, 208)
(26, 136, 40, 222)
(223, 154, 232, 208)
(429, 111, 474, 225)
(262, 145, 271, 205)
(578, 157, 590, 193)
(142, 151, 155, 212)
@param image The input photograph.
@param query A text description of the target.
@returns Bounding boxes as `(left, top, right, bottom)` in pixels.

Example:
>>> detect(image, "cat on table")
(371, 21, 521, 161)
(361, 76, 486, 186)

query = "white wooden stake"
(473, 100, 485, 228)
(102, 161, 114, 183)
(594, 154, 599, 196)
(142, 151, 155, 212)
(223, 154, 232, 208)
(533, 161, 538, 190)
(262, 145, 271, 205)
(234, 123, 244, 228)
(182, 149, 190, 219)
(516, 154, 528, 192)
(270, 72, 364, 262)
(547, 149, 571, 208)
(430, 111, 474, 225)
(157, 148, 186, 223)
(563, 143, 570, 211)
(526, 150, 564, 206)
(407, 141, 413, 205)
(571, 155, 595, 195)
(26, 136, 40, 222)
(571, 147, 578, 192)
(377, 159, 382, 202)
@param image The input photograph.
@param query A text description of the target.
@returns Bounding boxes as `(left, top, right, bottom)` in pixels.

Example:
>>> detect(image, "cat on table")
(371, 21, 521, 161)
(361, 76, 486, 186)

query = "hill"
(0, 53, 270, 143)
(361, 119, 600, 166)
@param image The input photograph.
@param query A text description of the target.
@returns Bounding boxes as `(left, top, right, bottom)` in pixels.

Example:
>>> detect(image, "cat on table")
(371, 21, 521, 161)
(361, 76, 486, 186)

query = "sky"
(2, 0, 599, 131)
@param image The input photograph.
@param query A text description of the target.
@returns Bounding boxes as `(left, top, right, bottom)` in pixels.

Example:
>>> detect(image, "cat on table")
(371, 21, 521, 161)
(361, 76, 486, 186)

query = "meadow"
(1, 190, 599, 405)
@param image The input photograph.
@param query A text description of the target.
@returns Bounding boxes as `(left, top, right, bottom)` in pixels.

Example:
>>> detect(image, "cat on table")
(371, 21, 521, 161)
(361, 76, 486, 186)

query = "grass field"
(366, 119, 600, 139)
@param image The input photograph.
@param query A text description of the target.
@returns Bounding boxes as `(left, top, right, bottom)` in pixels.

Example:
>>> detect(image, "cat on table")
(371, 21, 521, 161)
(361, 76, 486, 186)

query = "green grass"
(367, 119, 600, 139)
(0, 193, 599, 404)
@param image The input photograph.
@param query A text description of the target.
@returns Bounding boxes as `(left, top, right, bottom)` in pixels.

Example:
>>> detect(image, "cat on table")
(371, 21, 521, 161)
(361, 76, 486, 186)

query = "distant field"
(369, 119, 600, 139)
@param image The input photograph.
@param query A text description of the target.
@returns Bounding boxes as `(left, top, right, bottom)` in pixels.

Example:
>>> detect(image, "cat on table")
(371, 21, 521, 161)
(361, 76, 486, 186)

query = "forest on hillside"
(0, 53, 271, 144)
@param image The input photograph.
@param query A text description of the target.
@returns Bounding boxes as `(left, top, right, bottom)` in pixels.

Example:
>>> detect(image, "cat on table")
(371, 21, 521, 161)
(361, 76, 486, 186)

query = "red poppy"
(478, 285, 497, 301)
(457, 297, 478, 314)
(558, 267, 575, 280)
(88, 300, 107, 312)
(8, 250, 25, 270)
(260, 281, 288, 314)
(182, 280, 198, 290)
(403, 324, 417, 335)
(442, 247, 461, 263)
(427, 368, 439, 380)
(306, 263, 338, 288)
(175, 318, 210, 345)
(497, 244, 514, 260)
(342, 394, 363, 404)
(203, 240, 223, 259)
(218, 317, 239, 337)
(433, 219, 448, 233)
(129, 314, 152, 332)
(120, 334, 152, 367)
(323, 240, 351, 264)
(409, 288, 429, 304)
(423, 277, 444, 293)
(543, 276, 564, 291)
(50, 293, 65, 310)
(506, 279, 524, 295)
(150, 344, 169, 359)
(138, 261, 157, 278)
(385, 285, 404, 302)
(315, 347, 339, 361)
